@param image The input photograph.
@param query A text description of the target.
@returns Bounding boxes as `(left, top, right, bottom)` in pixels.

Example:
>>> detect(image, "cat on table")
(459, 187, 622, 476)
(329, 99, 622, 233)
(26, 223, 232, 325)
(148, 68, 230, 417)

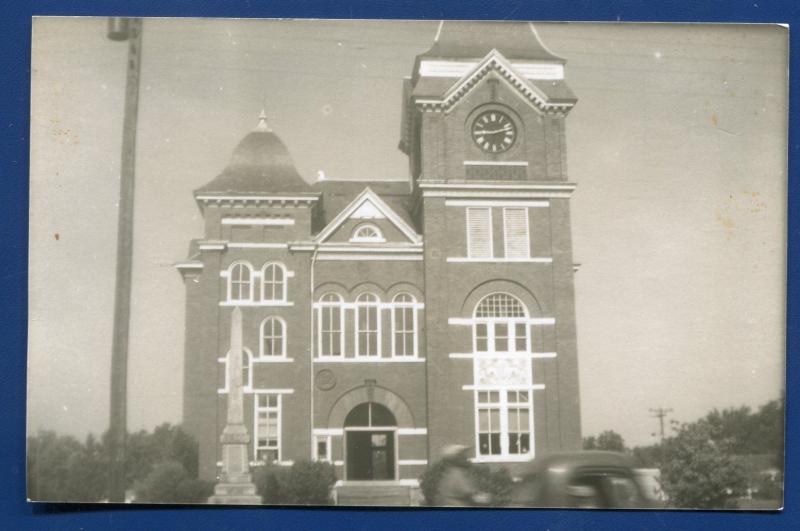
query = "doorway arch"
(344, 402, 397, 480)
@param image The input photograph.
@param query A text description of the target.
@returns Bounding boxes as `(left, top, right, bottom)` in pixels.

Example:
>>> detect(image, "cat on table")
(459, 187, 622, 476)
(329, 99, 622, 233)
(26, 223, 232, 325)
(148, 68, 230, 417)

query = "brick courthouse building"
(177, 22, 582, 485)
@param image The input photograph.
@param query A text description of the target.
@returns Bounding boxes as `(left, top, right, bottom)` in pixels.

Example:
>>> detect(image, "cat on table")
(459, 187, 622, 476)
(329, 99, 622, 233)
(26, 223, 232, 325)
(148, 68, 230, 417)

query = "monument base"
(208, 481, 261, 505)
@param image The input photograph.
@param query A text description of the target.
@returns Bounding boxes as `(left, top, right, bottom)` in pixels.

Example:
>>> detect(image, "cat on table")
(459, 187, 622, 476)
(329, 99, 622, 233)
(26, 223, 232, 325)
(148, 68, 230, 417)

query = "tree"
(133, 461, 214, 503)
(659, 419, 747, 508)
(28, 423, 202, 502)
(583, 430, 626, 452)
(27, 431, 107, 502)
(115, 422, 200, 488)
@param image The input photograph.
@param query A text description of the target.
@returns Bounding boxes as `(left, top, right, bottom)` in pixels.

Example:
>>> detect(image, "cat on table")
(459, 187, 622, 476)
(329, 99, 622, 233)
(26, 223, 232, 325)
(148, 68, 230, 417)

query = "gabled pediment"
(414, 49, 576, 115)
(314, 187, 422, 244)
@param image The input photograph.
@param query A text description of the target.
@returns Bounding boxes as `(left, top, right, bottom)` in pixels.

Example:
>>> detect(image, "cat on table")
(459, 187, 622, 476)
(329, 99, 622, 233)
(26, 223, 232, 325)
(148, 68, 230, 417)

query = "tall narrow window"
(466, 207, 492, 258)
(355, 293, 380, 357)
(474, 293, 529, 354)
(477, 391, 502, 456)
(262, 263, 286, 302)
(503, 207, 530, 259)
(228, 262, 254, 302)
(260, 317, 286, 357)
(254, 393, 281, 462)
(319, 293, 344, 357)
(507, 391, 531, 455)
(392, 293, 417, 357)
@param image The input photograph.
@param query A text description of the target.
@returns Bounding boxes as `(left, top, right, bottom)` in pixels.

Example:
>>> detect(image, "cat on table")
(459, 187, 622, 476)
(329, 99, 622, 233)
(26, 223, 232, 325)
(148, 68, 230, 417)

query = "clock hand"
(473, 125, 513, 135)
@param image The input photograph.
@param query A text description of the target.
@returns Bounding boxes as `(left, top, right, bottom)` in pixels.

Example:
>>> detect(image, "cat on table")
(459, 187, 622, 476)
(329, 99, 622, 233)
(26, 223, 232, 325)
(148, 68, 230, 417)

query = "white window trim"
(466, 207, 493, 259)
(260, 262, 288, 303)
(473, 318, 530, 355)
(449, 317, 555, 326)
(446, 199, 547, 207)
(349, 223, 386, 243)
(397, 428, 428, 435)
(473, 389, 534, 461)
(317, 294, 346, 358)
(226, 261, 254, 303)
(219, 301, 295, 307)
(313, 428, 344, 436)
(354, 294, 381, 358)
(314, 357, 425, 363)
(450, 352, 557, 360)
(253, 392, 282, 462)
(313, 434, 332, 463)
(259, 316, 288, 358)
(446, 257, 551, 263)
(390, 294, 418, 358)
(222, 217, 295, 226)
(503, 207, 531, 260)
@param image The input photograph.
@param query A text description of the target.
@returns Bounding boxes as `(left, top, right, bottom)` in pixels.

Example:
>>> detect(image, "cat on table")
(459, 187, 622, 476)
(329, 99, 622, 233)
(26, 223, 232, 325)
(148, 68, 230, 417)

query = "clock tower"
(402, 21, 583, 465)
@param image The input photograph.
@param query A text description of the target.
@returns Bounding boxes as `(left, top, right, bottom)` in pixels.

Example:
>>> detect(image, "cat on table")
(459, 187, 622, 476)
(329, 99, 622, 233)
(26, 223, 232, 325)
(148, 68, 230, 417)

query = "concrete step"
(335, 482, 420, 507)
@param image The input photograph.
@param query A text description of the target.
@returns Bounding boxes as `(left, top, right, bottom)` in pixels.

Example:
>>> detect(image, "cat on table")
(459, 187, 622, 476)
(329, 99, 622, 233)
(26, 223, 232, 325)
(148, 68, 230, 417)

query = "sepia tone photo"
(27, 18, 787, 509)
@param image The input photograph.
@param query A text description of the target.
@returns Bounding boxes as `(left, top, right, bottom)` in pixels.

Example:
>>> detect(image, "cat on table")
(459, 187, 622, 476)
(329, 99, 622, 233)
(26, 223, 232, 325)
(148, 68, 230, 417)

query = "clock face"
(471, 110, 517, 153)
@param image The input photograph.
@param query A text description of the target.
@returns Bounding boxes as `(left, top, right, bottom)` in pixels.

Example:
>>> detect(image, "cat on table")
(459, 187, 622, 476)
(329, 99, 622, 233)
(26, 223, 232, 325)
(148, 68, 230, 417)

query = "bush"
(285, 461, 337, 505)
(253, 464, 291, 504)
(751, 474, 783, 500)
(175, 478, 215, 503)
(660, 420, 748, 508)
(419, 459, 514, 506)
(27, 431, 107, 502)
(419, 459, 449, 505)
(253, 461, 336, 505)
(471, 465, 514, 506)
(134, 461, 214, 503)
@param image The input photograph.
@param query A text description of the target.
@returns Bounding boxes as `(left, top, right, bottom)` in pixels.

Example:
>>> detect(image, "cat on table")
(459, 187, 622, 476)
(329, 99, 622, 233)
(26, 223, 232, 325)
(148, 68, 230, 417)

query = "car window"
(604, 475, 640, 508)
(567, 471, 642, 509)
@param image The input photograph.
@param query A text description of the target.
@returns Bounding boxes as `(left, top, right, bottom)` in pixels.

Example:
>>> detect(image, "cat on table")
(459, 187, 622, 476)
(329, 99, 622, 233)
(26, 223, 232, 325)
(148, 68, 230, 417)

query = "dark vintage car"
(508, 451, 660, 509)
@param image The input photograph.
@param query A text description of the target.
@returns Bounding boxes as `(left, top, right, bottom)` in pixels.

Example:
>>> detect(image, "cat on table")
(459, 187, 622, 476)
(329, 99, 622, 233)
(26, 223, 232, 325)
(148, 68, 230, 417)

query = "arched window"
(355, 292, 380, 357)
(260, 317, 286, 357)
(222, 348, 252, 391)
(344, 402, 397, 428)
(473, 293, 528, 353)
(261, 263, 286, 302)
(350, 223, 385, 243)
(228, 262, 254, 302)
(391, 293, 417, 357)
(319, 293, 344, 357)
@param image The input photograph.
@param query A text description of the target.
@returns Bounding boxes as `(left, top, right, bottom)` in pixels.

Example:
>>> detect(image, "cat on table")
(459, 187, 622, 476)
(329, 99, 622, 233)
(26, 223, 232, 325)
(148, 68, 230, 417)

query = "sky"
(28, 18, 787, 448)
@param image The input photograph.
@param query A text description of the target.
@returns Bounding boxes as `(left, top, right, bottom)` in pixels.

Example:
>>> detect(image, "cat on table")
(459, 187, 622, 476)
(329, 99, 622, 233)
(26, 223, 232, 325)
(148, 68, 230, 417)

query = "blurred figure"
(433, 445, 490, 507)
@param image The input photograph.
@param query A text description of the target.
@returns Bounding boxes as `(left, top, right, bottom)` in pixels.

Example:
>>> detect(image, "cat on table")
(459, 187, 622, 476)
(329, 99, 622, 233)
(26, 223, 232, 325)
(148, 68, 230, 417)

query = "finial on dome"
(255, 109, 272, 132)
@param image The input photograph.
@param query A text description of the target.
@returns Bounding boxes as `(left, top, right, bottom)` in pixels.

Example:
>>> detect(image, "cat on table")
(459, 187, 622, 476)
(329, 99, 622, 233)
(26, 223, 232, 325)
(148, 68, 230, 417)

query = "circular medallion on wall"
(315, 369, 337, 391)
(471, 109, 517, 153)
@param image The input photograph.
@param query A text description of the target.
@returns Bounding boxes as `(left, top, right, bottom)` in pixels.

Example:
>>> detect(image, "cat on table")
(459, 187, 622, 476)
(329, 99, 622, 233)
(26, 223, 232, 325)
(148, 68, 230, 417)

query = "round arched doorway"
(344, 402, 397, 480)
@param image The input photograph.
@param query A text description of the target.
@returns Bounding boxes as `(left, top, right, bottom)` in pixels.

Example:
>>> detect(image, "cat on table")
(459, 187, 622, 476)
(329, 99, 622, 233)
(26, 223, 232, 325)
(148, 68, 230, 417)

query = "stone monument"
(208, 306, 261, 504)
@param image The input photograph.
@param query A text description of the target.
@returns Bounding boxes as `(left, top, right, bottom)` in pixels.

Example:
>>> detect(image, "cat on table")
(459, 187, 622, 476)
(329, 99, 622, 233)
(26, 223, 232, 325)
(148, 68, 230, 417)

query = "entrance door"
(344, 402, 397, 480)
(345, 430, 395, 480)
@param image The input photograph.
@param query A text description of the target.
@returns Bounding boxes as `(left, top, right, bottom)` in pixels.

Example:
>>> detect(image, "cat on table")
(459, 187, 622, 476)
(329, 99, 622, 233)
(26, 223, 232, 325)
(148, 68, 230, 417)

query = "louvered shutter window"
(503, 207, 530, 259)
(467, 207, 493, 258)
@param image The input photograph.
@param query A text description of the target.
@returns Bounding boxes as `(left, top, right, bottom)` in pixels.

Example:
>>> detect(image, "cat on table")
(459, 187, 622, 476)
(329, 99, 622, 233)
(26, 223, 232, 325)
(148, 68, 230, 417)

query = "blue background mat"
(1, 1, 796, 529)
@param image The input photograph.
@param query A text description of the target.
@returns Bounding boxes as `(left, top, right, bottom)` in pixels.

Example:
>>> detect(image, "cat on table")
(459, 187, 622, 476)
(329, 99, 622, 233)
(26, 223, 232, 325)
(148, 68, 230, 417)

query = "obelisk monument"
(208, 306, 261, 504)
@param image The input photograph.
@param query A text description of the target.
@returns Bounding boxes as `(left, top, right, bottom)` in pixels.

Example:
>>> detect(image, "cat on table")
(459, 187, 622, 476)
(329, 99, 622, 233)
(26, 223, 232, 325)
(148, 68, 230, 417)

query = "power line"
(650, 407, 673, 441)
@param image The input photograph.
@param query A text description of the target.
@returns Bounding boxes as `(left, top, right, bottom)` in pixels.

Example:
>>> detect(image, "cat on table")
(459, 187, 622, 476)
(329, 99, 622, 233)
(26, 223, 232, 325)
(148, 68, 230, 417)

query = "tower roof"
(418, 21, 565, 63)
(195, 111, 312, 196)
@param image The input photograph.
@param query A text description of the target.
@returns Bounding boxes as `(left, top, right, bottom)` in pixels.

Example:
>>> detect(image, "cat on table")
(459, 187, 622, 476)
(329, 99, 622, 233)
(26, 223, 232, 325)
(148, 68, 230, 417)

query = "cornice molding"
(414, 50, 575, 115)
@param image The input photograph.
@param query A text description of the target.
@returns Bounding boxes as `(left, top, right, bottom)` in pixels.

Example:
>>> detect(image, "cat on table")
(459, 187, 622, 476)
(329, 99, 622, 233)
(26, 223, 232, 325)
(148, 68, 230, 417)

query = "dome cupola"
(195, 110, 312, 195)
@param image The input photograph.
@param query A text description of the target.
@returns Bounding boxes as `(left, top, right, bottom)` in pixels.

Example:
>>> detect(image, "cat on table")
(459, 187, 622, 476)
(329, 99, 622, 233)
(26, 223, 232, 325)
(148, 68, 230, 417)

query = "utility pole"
(106, 16, 143, 503)
(649, 407, 673, 441)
